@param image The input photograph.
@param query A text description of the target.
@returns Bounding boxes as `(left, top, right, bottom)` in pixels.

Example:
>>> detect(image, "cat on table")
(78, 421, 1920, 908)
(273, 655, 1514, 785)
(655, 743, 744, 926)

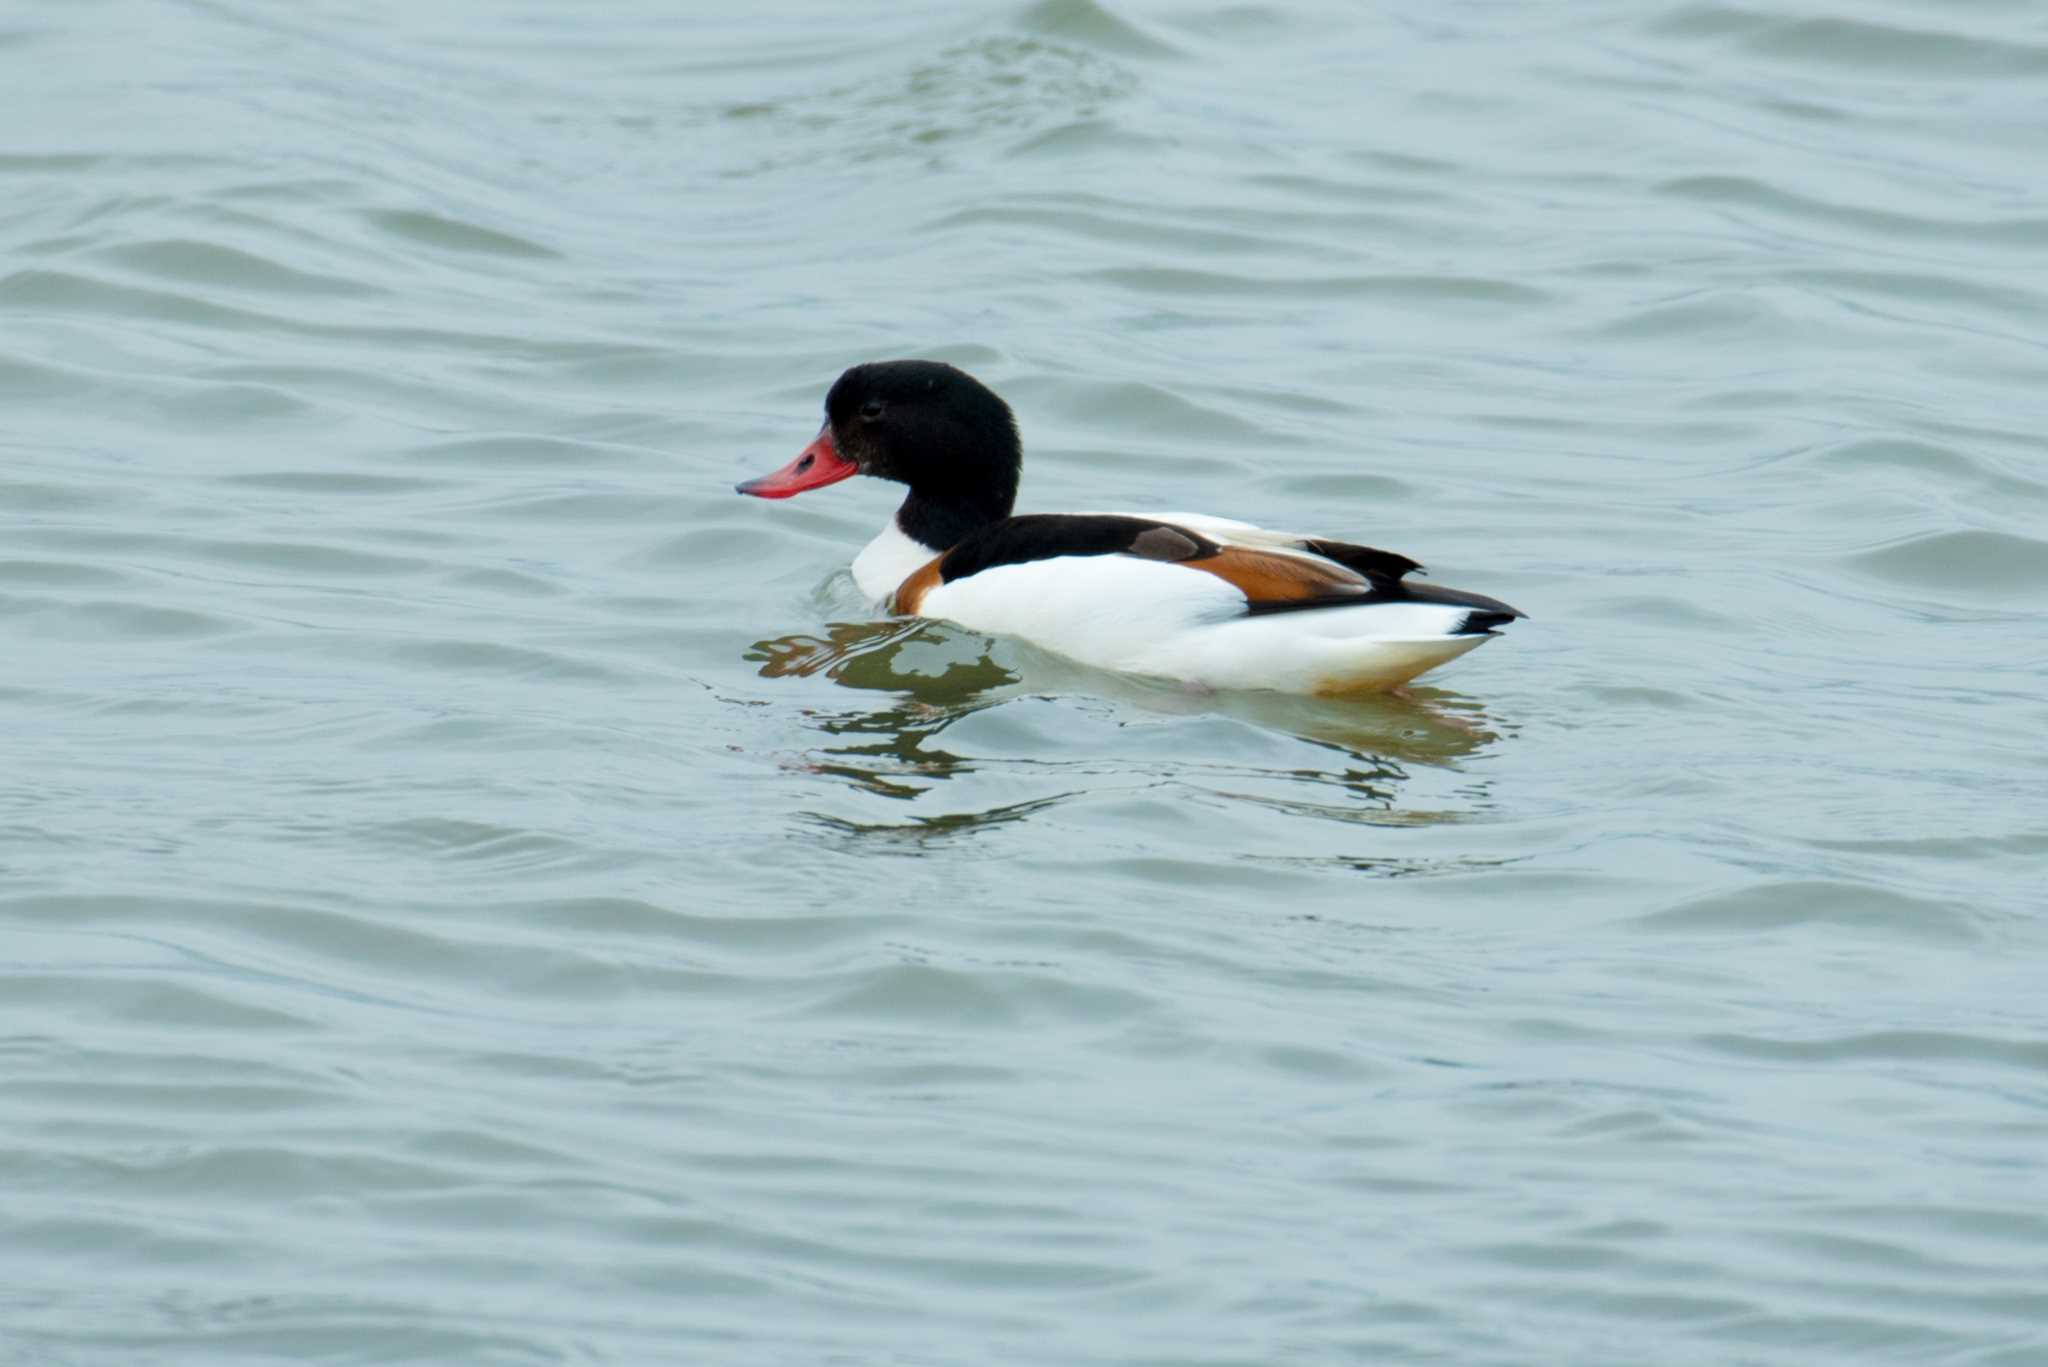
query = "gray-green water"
(7, 1, 2047, 1362)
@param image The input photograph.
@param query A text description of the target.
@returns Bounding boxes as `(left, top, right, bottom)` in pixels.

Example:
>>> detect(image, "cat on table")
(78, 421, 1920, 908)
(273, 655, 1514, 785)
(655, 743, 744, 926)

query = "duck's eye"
(859, 399, 885, 421)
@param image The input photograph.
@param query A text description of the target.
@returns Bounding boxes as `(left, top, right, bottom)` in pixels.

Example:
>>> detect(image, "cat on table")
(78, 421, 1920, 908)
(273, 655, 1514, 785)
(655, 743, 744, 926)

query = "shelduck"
(738, 360, 1522, 695)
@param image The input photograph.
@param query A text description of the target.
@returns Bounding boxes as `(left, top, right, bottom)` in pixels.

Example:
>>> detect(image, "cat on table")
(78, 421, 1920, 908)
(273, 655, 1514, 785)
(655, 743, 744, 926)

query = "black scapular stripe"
(1300, 538, 1421, 584)
(937, 514, 1222, 582)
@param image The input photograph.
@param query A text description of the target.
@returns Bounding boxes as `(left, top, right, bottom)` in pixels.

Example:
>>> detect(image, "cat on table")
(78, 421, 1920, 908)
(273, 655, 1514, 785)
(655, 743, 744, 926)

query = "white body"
(851, 513, 1491, 695)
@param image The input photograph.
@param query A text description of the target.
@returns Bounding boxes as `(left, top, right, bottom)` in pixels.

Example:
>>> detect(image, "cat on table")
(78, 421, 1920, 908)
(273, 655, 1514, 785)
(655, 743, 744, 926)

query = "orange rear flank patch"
(1182, 546, 1370, 610)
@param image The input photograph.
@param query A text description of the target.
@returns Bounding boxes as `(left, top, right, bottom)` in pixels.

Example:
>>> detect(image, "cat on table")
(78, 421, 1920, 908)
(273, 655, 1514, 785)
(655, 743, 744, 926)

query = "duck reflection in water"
(746, 620, 1508, 826)
(747, 620, 1018, 801)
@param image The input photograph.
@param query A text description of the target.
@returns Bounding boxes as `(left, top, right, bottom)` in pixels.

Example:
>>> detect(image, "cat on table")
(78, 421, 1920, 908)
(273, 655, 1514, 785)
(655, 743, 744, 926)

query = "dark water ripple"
(5, 0, 2048, 1363)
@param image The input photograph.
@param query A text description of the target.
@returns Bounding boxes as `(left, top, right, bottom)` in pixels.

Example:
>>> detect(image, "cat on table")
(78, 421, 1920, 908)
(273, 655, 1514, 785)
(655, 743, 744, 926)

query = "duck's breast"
(852, 521, 941, 603)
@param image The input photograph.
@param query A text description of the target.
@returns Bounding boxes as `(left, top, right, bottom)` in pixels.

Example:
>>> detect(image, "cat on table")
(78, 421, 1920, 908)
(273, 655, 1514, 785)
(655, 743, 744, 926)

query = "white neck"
(851, 518, 943, 605)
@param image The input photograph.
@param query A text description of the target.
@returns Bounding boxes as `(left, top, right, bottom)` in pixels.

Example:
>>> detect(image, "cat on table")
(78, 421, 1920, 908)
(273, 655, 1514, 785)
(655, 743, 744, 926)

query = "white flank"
(917, 552, 1491, 695)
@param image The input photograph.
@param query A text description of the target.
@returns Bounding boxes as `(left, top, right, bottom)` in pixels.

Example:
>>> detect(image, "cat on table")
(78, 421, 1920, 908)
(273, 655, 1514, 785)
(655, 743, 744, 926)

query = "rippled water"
(7, 1, 2047, 1362)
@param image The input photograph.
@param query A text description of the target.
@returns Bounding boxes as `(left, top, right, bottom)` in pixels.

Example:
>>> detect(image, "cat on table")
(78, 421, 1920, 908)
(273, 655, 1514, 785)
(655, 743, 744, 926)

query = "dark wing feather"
(936, 514, 1221, 582)
(1300, 538, 1422, 584)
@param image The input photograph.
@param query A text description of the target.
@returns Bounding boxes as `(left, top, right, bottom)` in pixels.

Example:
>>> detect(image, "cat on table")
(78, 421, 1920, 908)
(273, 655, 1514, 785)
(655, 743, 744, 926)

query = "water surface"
(5, 1, 2047, 1363)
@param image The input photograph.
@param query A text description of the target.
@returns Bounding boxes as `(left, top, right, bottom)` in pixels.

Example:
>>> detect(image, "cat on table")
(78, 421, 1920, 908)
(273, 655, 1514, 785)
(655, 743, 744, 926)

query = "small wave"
(1844, 529, 2048, 600)
(1701, 1028, 2048, 1073)
(1648, 7, 2048, 80)
(362, 210, 561, 261)
(95, 238, 377, 298)
(19, 600, 244, 641)
(789, 960, 1155, 1029)
(1660, 175, 2048, 252)
(1015, 0, 1181, 59)
(1088, 265, 1550, 308)
(1629, 878, 1979, 943)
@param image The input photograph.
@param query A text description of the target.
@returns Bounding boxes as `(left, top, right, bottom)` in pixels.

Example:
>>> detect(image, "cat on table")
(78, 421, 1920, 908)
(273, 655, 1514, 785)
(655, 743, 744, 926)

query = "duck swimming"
(738, 360, 1522, 695)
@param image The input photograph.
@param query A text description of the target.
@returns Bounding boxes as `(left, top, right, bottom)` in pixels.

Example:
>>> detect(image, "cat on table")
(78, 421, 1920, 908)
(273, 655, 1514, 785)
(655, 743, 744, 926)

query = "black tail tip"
(1458, 609, 1522, 635)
